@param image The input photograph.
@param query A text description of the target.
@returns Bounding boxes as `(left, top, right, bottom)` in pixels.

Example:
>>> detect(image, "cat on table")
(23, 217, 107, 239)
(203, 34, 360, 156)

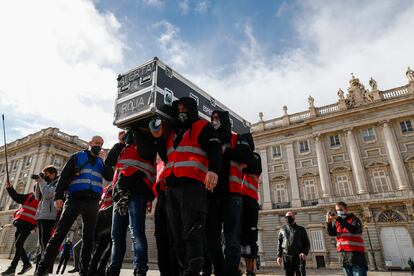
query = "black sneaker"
(67, 268, 79, 273)
(17, 263, 32, 275)
(1, 267, 15, 276)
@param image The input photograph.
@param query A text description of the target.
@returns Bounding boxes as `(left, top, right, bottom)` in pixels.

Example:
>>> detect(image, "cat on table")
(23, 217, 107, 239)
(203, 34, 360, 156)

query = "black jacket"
(327, 213, 367, 268)
(6, 186, 36, 230)
(54, 150, 114, 201)
(211, 110, 253, 195)
(277, 223, 310, 257)
(106, 128, 157, 200)
(157, 97, 222, 187)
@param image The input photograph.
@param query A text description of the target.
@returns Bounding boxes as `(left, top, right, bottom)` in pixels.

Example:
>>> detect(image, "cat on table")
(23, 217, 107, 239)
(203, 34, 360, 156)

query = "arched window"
(378, 210, 404, 223)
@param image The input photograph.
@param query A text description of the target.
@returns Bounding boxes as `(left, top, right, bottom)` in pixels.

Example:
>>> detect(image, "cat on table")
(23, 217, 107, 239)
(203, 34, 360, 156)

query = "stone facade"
(0, 128, 88, 258)
(252, 68, 414, 270)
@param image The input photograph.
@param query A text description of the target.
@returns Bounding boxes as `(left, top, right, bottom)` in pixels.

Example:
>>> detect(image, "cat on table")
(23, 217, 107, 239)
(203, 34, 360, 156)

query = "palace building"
(252, 67, 414, 270)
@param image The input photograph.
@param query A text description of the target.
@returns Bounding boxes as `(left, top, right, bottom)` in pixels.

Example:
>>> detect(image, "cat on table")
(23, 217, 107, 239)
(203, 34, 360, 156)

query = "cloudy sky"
(0, 0, 413, 146)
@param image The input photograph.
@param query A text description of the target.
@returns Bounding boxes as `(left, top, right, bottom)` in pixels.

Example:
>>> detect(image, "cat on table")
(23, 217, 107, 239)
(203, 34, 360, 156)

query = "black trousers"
(89, 208, 112, 275)
(283, 255, 306, 276)
(10, 226, 31, 269)
(155, 191, 179, 276)
(166, 183, 207, 276)
(37, 197, 99, 275)
(89, 233, 111, 275)
(56, 253, 70, 274)
(36, 219, 56, 272)
(240, 196, 259, 258)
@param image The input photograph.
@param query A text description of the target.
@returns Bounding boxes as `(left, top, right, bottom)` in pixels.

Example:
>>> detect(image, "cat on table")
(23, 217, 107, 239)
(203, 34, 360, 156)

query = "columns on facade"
(24, 153, 39, 194)
(259, 149, 272, 210)
(314, 135, 332, 198)
(381, 121, 411, 190)
(285, 143, 302, 207)
(5, 158, 24, 211)
(345, 129, 369, 194)
(0, 173, 9, 208)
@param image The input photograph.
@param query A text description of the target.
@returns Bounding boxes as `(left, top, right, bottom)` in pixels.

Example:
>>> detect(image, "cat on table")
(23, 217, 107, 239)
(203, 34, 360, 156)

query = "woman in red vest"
(1, 181, 39, 276)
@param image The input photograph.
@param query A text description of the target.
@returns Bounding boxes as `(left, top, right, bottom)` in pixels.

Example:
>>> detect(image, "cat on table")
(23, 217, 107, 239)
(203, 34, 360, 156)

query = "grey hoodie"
(35, 178, 58, 221)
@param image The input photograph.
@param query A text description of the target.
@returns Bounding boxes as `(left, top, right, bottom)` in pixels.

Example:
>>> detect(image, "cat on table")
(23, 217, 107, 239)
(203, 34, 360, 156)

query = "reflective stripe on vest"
(242, 173, 260, 201)
(115, 144, 156, 190)
(68, 151, 105, 194)
(159, 120, 209, 183)
(229, 133, 243, 194)
(14, 193, 39, 226)
(336, 217, 365, 252)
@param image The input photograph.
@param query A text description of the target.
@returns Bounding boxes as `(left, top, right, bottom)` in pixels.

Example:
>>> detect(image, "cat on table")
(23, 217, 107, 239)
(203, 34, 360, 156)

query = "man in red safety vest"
(206, 110, 253, 276)
(151, 97, 222, 276)
(240, 133, 262, 276)
(1, 181, 39, 276)
(327, 201, 368, 276)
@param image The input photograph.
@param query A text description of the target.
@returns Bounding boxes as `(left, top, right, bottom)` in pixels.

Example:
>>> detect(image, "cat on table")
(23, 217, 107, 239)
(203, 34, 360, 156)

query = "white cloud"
(176, 1, 414, 124)
(141, 0, 164, 7)
(153, 21, 192, 69)
(0, 0, 125, 145)
(179, 0, 209, 15)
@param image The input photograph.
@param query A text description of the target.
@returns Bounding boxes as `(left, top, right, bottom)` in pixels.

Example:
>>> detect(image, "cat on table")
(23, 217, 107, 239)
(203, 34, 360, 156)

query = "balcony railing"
(302, 199, 319, 206)
(272, 202, 291, 209)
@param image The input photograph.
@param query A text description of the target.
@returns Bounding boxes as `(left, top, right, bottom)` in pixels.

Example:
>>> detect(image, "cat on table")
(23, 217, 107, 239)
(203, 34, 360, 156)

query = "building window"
(273, 183, 288, 203)
(400, 120, 414, 133)
(372, 170, 391, 192)
(299, 140, 310, 154)
(53, 156, 64, 168)
(12, 161, 18, 171)
(362, 128, 376, 142)
(272, 145, 282, 158)
(310, 230, 325, 252)
(25, 156, 32, 166)
(303, 179, 318, 200)
(330, 134, 341, 147)
(336, 175, 353, 196)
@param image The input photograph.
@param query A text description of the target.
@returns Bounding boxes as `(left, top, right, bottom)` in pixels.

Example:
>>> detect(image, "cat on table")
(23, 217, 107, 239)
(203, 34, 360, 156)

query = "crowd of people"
(0, 97, 368, 276)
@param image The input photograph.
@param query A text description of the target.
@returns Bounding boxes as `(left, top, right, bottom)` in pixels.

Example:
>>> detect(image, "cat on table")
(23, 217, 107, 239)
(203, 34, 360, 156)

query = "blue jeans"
(109, 193, 148, 273)
(343, 265, 367, 276)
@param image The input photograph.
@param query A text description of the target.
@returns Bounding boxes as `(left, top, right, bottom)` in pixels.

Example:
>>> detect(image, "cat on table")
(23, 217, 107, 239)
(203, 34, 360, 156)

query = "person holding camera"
(276, 212, 310, 276)
(326, 201, 367, 276)
(1, 180, 40, 276)
(35, 136, 114, 276)
(33, 165, 58, 273)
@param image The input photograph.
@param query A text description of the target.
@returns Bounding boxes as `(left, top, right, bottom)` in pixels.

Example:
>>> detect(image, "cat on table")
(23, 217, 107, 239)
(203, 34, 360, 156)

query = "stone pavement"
(0, 258, 411, 275)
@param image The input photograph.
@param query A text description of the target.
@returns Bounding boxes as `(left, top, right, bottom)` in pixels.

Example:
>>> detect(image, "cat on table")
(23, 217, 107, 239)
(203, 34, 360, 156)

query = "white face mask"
(337, 210, 346, 217)
(211, 120, 221, 130)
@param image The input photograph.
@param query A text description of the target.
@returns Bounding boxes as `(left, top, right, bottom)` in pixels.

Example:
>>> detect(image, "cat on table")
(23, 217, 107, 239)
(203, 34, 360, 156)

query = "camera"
(30, 172, 44, 180)
(328, 210, 336, 216)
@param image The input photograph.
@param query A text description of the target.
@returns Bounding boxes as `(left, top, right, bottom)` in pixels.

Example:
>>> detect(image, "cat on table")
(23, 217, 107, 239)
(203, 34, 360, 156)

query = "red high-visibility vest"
(115, 144, 156, 190)
(228, 133, 244, 194)
(14, 193, 39, 226)
(99, 185, 113, 211)
(242, 173, 260, 201)
(159, 119, 209, 183)
(336, 216, 365, 252)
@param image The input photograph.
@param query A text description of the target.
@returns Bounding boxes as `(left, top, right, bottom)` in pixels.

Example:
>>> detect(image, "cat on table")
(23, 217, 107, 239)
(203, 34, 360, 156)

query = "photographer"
(33, 166, 58, 273)
(1, 180, 39, 276)
(277, 212, 310, 276)
(326, 201, 367, 276)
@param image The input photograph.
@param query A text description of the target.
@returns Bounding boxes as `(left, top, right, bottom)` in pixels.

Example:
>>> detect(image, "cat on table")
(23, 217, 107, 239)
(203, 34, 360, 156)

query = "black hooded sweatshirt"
(211, 110, 253, 196)
(157, 97, 222, 187)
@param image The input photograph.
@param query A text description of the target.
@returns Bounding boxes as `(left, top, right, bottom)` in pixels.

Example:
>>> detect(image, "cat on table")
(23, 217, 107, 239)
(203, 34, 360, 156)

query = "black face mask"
(91, 146, 101, 156)
(124, 131, 134, 145)
(285, 216, 295, 225)
(44, 176, 51, 182)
